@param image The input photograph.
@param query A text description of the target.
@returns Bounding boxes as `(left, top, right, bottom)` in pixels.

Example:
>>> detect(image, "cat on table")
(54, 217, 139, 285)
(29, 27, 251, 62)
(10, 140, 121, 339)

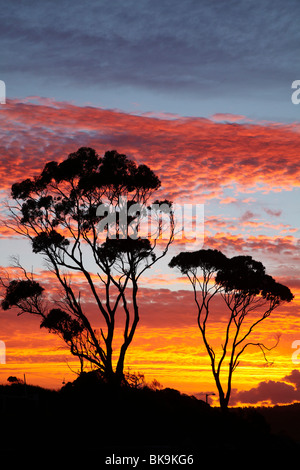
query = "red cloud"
(2, 98, 298, 259)
(0, 98, 300, 203)
(205, 233, 300, 255)
(211, 113, 249, 122)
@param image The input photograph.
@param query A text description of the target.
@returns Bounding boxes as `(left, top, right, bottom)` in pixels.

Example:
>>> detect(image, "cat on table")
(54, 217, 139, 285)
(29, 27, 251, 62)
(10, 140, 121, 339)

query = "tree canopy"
(170, 249, 293, 303)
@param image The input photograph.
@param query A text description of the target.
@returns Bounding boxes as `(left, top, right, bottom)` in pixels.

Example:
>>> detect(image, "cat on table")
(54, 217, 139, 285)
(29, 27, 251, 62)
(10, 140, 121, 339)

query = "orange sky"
(0, 98, 300, 406)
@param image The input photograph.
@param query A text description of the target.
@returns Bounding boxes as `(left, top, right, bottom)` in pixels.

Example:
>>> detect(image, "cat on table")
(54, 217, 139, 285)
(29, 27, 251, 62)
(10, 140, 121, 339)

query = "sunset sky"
(0, 0, 300, 407)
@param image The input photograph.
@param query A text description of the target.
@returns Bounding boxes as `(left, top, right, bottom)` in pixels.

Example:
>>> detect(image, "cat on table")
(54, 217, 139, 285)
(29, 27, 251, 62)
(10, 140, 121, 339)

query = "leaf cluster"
(11, 147, 160, 200)
(169, 249, 294, 303)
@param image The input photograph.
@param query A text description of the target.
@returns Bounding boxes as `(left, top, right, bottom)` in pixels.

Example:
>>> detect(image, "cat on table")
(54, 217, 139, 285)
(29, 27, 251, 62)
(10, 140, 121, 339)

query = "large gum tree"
(1, 147, 174, 385)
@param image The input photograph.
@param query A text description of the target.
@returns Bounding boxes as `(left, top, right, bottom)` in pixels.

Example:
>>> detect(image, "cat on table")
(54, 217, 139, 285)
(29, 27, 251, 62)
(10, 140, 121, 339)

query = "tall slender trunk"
(115, 277, 140, 384)
(104, 319, 115, 382)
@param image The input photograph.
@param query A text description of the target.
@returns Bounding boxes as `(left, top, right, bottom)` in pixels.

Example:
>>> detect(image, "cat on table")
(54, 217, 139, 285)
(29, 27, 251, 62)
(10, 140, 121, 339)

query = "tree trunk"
(115, 351, 126, 385)
(219, 394, 229, 412)
(213, 372, 229, 412)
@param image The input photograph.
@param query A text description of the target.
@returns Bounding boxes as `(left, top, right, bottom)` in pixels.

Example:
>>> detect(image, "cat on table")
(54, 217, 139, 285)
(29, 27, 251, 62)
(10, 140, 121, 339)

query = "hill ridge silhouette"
(0, 372, 299, 452)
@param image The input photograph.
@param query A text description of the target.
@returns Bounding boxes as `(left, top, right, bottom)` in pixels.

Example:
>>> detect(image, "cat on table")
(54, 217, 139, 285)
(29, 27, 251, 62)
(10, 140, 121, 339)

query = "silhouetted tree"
(1, 147, 174, 385)
(169, 249, 293, 411)
(7, 376, 23, 384)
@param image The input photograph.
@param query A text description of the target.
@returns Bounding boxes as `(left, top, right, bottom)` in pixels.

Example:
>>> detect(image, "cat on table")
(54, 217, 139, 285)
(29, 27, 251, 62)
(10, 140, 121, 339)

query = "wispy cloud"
(264, 207, 282, 217)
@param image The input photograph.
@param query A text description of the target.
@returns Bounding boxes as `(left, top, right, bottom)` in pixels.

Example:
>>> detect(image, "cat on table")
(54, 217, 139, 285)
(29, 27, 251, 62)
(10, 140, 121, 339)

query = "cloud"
(0, 97, 299, 278)
(240, 210, 257, 222)
(230, 370, 300, 405)
(2, 0, 299, 99)
(264, 207, 282, 217)
(1, 98, 300, 204)
(220, 197, 238, 205)
(283, 369, 300, 391)
(211, 113, 249, 123)
(205, 233, 300, 256)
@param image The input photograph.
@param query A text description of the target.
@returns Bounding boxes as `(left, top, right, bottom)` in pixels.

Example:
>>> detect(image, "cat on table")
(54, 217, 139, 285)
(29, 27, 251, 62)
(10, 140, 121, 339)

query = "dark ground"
(0, 372, 299, 459)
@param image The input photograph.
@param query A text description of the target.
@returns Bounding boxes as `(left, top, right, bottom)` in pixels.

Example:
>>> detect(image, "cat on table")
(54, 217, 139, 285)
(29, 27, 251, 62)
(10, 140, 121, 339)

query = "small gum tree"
(169, 249, 294, 411)
(1, 147, 174, 385)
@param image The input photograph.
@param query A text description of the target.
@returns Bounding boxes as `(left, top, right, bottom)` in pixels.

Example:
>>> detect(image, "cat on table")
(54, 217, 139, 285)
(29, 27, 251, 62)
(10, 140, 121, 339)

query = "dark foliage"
(170, 249, 294, 303)
(169, 248, 227, 274)
(11, 147, 160, 201)
(216, 255, 294, 302)
(97, 237, 154, 263)
(40, 308, 84, 341)
(1, 279, 44, 311)
(32, 230, 70, 253)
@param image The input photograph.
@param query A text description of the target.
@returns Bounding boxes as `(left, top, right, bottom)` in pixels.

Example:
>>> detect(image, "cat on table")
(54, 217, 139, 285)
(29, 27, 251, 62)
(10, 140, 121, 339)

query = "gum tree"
(169, 249, 293, 411)
(1, 147, 174, 385)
